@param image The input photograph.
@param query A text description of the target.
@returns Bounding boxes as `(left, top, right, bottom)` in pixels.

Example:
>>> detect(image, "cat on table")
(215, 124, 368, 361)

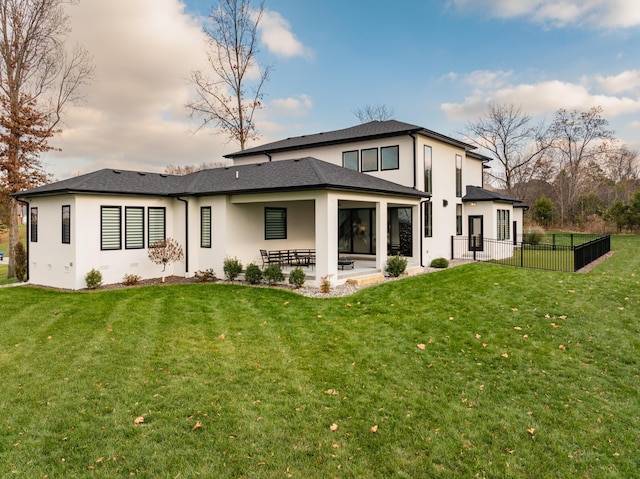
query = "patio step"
(346, 273, 386, 286)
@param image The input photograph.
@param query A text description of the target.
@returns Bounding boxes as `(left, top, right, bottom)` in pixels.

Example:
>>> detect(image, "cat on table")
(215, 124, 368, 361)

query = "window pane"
(62, 205, 71, 244)
(101, 206, 121, 250)
(201, 207, 211, 248)
(342, 151, 358, 171)
(456, 204, 462, 235)
(265, 207, 286, 240)
(125, 207, 144, 249)
(381, 145, 399, 170)
(30, 208, 38, 243)
(424, 202, 433, 237)
(361, 148, 378, 172)
(148, 207, 166, 245)
(424, 145, 433, 193)
(456, 154, 462, 197)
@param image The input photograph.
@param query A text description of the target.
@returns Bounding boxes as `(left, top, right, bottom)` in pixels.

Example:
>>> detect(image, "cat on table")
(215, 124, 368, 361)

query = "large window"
(30, 208, 38, 243)
(338, 208, 376, 255)
(381, 145, 399, 170)
(101, 206, 121, 250)
(388, 207, 412, 256)
(497, 209, 510, 240)
(455, 154, 462, 198)
(125, 207, 144, 249)
(361, 148, 378, 172)
(148, 207, 166, 245)
(456, 204, 463, 235)
(342, 150, 359, 171)
(62, 205, 71, 244)
(424, 202, 433, 237)
(201, 206, 211, 248)
(424, 145, 432, 193)
(265, 207, 286, 240)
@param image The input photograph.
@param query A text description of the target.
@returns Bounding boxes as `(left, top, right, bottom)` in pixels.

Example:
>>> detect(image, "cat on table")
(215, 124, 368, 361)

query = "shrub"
(223, 257, 243, 281)
(523, 226, 545, 245)
(85, 268, 103, 289)
(194, 268, 217, 282)
(263, 264, 284, 285)
(320, 274, 332, 294)
(13, 241, 26, 282)
(288, 267, 306, 288)
(385, 254, 408, 277)
(148, 237, 184, 272)
(122, 273, 141, 286)
(430, 257, 449, 268)
(244, 263, 263, 284)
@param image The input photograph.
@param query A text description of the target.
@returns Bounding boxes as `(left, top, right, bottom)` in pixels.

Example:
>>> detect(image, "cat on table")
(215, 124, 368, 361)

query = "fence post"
(450, 236, 454, 260)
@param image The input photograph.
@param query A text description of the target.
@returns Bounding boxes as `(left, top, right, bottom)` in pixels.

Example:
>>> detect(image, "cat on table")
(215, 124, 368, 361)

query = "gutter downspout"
(265, 153, 272, 162)
(177, 197, 189, 274)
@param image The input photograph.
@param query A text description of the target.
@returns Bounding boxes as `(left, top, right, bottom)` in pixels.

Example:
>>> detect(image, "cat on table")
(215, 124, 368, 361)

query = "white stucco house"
(14, 120, 526, 290)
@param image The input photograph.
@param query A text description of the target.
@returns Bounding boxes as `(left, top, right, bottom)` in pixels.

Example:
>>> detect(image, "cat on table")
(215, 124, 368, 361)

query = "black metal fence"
(451, 234, 611, 272)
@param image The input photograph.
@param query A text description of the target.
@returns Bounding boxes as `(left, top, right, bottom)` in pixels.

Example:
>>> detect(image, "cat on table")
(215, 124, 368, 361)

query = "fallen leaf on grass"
(417, 344, 426, 350)
(324, 389, 340, 396)
(217, 334, 225, 340)
(550, 323, 560, 328)
(329, 423, 339, 431)
(193, 421, 202, 431)
(134, 416, 144, 425)
(501, 353, 509, 358)
(370, 425, 378, 433)
(559, 344, 566, 350)
(514, 326, 522, 331)
(527, 428, 535, 435)
(475, 334, 482, 339)
(511, 308, 518, 312)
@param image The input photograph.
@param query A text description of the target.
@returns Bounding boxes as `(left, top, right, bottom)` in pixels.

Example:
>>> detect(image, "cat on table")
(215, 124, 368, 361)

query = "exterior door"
(468, 215, 484, 251)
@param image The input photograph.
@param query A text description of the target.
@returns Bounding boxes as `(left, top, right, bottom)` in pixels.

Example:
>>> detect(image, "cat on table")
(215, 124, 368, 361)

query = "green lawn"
(1, 236, 639, 478)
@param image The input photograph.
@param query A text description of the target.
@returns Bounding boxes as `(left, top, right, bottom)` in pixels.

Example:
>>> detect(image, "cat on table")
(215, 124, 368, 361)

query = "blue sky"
(46, 0, 640, 179)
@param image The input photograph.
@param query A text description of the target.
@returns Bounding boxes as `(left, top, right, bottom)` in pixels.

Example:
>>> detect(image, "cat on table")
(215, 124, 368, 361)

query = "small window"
(62, 205, 71, 244)
(201, 206, 211, 248)
(424, 202, 433, 237)
(381, 145, 399, 170)
(342, 151, 359, 171)
(125, 207, 144, 249)
(456, 204, 463, 235)
(265, 207, 286, 240)
(30, 208, 38, 243)
(497, 209, 510, 240)
(148, 207, 166, 246)
(424, 146, 432, 193)
(361, 148, 378, 172)
(101, 206, 122, 250)
(455, 154, 462, 198)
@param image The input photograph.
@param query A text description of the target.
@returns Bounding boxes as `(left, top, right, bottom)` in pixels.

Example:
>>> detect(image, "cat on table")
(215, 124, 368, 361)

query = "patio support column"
(376, 200, 388, 271)
(315, 192, 338, 284)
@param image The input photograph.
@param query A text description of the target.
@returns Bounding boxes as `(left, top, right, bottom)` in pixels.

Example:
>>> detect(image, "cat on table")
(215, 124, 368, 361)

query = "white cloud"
(448, 0, 640, 28)
(270, 94, 313, 115)
(259, 10, 312, 59)
(441, 71, 640, 121)
(596, 70, 640, 94)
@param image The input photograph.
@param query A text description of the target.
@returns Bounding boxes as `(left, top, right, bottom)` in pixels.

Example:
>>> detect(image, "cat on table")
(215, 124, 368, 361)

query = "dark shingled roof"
(225, 120, 474, 158)
(16, 158, 428, 200)
(462, 185, 522, 204)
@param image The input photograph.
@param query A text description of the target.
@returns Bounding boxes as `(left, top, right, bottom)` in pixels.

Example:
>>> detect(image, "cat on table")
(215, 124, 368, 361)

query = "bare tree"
(187, 0, 270, 150)
(0, 0, 93, 278)
(462, 103, 551, 195)
(164, 161, 229, 175)
(547, 106, 615, 224)
(148, 238, 184, 282)
(352, 104, 395, 123)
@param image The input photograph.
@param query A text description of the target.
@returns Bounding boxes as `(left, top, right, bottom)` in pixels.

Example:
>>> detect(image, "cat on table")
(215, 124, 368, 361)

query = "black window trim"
(381, 145, 400, 171)
(62, 205, 71, 244)
(125, 206, 145, 250)
(265, 207, 287, 240)
(361, 147, 379, 172)
(148, 206, 166, 246)
(201, 206, 212, 248)
(342, 150, 359, 171)
(101, 205, 122, 251)
(30, 207, 38, 243)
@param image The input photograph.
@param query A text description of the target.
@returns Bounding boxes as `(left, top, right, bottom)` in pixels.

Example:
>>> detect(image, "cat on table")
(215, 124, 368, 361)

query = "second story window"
(361, 148, 378, 172)
(424, 145, 432, 193)
(381, 146, 399, 170)
(342, 151, 359, 171)
(455, 154, 462, 197)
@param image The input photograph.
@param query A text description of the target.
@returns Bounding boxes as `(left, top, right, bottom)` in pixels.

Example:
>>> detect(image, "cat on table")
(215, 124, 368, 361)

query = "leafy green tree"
(627, 192, 640, 231)
(606, 201, 629, 233)
(533, 195, 554, 227)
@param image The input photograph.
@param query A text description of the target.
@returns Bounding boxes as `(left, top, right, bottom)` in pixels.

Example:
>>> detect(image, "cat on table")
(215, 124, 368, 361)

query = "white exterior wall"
(27, 196, 77, 290)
